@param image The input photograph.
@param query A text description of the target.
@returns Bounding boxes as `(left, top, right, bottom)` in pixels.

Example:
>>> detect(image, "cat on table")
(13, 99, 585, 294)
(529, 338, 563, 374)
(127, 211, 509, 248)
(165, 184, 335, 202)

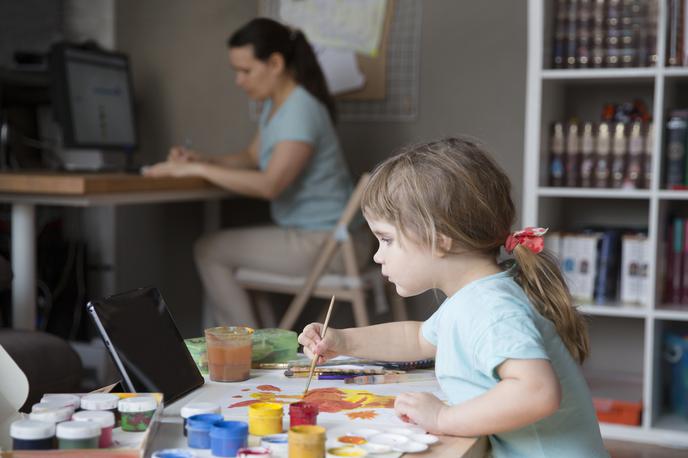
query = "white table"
(148, 370, 487, 458)
(0, 172, 232, 330)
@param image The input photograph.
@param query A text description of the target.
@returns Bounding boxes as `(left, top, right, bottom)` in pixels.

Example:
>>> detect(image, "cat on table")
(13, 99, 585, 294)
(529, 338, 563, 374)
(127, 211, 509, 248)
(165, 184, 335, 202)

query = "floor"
(605, 440, 688, 457)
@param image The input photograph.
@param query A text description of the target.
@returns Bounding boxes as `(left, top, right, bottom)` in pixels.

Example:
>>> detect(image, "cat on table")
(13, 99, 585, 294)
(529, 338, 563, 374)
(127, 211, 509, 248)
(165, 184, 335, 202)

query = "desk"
(149, 370, 487, 457)
(0, 172, 232, 330)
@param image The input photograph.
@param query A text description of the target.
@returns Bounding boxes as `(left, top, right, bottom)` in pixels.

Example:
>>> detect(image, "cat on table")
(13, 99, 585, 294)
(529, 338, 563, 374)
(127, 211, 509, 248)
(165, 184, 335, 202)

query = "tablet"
(86, 286, 204, 405)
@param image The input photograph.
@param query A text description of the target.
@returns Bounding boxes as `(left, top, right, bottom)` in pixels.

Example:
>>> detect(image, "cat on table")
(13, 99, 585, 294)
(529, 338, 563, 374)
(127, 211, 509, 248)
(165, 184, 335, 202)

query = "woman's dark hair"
(228, 17, 337, 123)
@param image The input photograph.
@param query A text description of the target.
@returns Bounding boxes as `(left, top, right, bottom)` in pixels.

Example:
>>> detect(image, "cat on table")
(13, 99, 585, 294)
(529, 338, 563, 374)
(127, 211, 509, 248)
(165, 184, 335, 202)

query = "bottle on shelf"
(549, 122, 566, 187)
(580, 122, 596, 187)
(665, 111, 688, 190)
(624, 121, 644, 189)
(566, 122, 581, 187)
(611, 122, 627, 188)
(643, 122, 653, 189)
(595, 122, 612, 187)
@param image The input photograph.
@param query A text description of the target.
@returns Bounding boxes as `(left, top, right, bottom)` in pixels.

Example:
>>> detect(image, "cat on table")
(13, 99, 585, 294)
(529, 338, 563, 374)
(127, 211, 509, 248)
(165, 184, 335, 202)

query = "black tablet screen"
(87, 287, 204, 405)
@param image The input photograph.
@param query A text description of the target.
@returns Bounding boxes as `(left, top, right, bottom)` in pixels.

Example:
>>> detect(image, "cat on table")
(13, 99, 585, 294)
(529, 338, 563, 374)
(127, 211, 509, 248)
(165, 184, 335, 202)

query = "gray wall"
(114, 0, 527, 333)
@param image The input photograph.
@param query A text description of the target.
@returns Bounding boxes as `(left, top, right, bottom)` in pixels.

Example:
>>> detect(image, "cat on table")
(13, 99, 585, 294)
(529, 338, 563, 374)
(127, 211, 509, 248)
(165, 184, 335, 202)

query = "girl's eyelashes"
(380, 237, 393, 245)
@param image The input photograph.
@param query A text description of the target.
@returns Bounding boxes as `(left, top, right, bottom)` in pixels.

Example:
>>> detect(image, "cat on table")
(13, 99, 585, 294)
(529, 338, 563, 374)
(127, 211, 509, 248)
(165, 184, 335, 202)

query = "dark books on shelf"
(552, 0, 658, 69)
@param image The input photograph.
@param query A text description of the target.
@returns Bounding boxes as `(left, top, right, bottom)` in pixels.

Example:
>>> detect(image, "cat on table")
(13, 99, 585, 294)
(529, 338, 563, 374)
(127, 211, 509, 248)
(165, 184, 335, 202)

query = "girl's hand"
(168, 146, 203, 163)
(298, 323, 345, 364)
(394, 392, 447, 435)
(143, 161, 203, 178)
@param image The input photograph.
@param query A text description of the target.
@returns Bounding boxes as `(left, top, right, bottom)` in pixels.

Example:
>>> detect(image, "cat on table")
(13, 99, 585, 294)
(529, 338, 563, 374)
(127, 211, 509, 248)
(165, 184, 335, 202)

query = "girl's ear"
(435, 234, 453, 257)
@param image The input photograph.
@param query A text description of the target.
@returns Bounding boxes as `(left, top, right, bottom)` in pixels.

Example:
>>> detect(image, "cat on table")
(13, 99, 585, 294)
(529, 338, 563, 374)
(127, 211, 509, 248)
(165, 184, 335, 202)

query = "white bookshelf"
(525, 0, 688, 448)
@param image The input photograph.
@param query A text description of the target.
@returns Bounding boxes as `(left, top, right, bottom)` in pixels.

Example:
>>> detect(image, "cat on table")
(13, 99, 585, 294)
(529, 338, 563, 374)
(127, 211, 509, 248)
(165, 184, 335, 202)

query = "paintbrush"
(303, 295, 335, 396)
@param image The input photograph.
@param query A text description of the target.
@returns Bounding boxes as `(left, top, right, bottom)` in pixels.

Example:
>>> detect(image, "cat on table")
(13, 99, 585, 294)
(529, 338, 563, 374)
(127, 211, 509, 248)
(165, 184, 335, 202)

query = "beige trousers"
(194, 225, 372, 328)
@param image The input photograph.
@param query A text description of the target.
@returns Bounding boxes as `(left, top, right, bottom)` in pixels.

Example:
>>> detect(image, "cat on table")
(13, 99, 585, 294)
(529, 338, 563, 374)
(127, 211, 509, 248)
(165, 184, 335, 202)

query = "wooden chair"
(234, 173, 407, 330)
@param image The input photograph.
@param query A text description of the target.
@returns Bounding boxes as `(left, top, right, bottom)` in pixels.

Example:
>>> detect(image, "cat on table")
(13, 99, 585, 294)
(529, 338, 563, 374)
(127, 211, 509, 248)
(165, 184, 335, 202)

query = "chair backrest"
(333, 173, 370, 234)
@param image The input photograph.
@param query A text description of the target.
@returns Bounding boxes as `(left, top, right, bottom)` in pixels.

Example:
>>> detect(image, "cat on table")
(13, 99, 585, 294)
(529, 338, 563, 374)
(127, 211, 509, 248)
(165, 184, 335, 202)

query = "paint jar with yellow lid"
(288, 425, 326, 458)
(248, 402, 283, 436)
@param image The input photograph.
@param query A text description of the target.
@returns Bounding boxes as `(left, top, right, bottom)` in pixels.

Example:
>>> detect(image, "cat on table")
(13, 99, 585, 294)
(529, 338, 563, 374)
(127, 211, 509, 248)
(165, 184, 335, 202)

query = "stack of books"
(663, 216, 688, 306)
(546, 228, 650, 305)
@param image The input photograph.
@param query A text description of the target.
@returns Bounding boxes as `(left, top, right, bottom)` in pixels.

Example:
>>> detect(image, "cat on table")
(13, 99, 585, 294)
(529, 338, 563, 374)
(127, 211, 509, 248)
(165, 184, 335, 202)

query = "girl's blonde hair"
(361, 137, 589, 363)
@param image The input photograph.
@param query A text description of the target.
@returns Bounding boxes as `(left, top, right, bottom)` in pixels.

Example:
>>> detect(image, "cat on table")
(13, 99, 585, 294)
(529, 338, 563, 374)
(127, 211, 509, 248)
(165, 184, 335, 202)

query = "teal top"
(421, 270, 608, 458)
(258, 86, 353, 230)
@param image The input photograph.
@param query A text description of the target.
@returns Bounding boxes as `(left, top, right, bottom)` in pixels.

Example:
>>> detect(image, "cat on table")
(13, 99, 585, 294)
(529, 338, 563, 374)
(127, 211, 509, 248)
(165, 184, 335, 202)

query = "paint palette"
(328, 426, 439, 455)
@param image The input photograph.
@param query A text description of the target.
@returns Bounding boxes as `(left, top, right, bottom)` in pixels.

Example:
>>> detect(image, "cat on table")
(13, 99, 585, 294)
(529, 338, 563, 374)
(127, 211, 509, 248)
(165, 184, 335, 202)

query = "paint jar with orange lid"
(288, 425, 326, 458)
(248, 402, 283, 435)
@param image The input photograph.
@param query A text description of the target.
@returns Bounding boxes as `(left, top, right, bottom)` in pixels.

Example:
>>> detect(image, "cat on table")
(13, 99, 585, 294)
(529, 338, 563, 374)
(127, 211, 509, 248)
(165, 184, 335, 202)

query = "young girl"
(299, 137, 609, 457)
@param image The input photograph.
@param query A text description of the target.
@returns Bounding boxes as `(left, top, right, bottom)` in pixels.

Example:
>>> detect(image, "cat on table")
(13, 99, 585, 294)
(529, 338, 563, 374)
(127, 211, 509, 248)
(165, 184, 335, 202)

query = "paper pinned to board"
(315, 46, 366, 95)
(280, 0, 388, 56)
(0, 345, 29, 451)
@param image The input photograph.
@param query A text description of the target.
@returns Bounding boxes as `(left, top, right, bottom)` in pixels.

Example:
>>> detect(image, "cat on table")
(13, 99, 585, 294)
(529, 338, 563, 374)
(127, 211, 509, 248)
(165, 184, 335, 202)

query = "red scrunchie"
(504, 227, 548, 254)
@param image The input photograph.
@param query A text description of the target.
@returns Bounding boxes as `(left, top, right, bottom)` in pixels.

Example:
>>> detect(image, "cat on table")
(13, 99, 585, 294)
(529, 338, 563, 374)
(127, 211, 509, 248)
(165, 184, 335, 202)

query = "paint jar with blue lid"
(209, 420, 248, 457)
(180, 401, 221, 437)
(186, 413, 223, 449)
(56, 420, 101, 449)
(261, 433, 288, 457)
(151, 448, 198, 458)
(10, 419, 55, 450)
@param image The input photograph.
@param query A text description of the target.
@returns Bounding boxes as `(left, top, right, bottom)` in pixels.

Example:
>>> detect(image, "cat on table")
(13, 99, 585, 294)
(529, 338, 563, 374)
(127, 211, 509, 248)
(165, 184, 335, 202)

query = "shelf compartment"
(652, 320, 688, 432)
(587, 371, 644, 427)
(584, 316, 646, 388)
(538, 80, 654, 188)
(537, 196, 649, 232)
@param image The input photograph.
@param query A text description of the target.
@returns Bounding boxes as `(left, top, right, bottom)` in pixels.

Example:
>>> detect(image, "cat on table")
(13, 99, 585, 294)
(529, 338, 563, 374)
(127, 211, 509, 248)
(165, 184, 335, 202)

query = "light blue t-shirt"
(422, 270, 608, 458)
(258, 86, 353, 230)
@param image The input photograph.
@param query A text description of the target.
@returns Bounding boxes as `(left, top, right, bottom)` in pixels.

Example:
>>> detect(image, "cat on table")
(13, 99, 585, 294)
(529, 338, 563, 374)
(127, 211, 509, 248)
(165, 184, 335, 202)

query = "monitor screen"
(50, 43, 138, 150)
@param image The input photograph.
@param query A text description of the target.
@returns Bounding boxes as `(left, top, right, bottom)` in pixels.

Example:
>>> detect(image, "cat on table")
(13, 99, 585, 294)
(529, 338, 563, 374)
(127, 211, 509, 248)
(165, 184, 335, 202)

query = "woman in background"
(146, 18, 367, 328)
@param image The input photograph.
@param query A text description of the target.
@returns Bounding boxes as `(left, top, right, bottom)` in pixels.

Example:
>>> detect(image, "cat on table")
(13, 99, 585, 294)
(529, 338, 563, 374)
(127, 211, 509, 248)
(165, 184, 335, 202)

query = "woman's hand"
(168, 146, 203, 163)
(298, 323, 346, 364)
(394, 392, 448, 435)
(143, 161, 204, 178)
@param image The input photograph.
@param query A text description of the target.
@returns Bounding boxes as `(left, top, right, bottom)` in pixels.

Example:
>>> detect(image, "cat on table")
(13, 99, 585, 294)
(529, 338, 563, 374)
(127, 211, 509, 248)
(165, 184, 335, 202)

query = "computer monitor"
(50, 43, 138, 151)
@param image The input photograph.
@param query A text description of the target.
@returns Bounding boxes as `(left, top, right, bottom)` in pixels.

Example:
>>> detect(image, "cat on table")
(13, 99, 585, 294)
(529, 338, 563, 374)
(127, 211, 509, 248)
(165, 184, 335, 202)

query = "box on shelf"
(0, 344, 163, 457)
(586, 371, 643, 427)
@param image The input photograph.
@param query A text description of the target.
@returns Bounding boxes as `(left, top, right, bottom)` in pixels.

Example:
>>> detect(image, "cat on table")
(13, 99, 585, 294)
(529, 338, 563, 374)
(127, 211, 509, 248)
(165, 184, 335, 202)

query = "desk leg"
(11, 203, 36, 330)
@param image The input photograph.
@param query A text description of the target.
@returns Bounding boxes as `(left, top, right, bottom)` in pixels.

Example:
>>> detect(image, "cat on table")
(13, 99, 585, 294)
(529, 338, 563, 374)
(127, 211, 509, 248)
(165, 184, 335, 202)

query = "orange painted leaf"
(346, 410, 378, 420)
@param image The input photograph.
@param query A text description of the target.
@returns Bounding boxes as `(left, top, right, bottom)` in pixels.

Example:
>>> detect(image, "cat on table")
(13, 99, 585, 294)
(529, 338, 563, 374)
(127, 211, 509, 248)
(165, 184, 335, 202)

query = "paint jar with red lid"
(289, 402, 318, 427)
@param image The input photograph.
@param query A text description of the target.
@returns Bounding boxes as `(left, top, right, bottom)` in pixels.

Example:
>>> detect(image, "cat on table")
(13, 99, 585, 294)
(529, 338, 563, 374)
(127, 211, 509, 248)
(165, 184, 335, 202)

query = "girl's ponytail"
(290, 30, 337, 123)
(511, 244, 590, 363)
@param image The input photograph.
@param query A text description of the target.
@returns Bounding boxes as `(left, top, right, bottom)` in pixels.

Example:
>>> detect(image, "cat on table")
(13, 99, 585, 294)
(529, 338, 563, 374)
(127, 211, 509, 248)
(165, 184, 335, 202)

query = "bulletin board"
(258, 0, 422, 121)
